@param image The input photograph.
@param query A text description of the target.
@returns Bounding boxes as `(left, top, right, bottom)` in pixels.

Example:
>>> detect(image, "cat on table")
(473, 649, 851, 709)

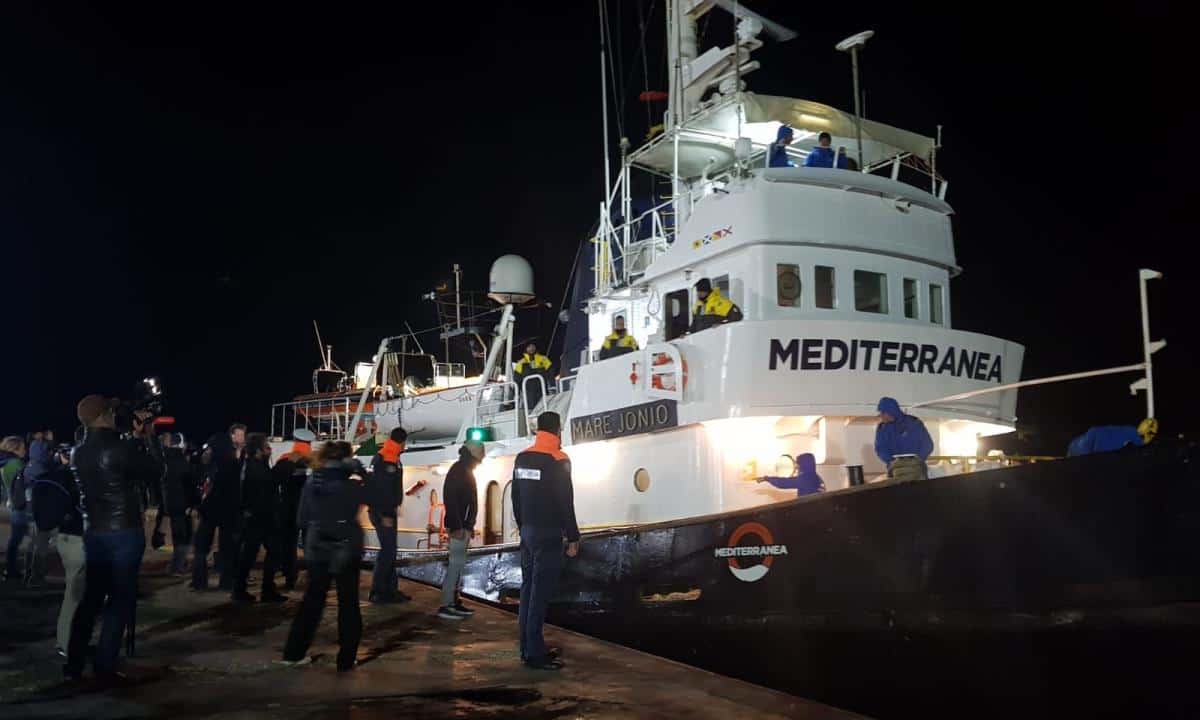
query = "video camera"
(115, 376, 166, 435)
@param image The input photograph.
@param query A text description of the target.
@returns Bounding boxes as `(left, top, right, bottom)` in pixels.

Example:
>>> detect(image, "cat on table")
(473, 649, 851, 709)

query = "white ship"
(270, 1, 1029, 551)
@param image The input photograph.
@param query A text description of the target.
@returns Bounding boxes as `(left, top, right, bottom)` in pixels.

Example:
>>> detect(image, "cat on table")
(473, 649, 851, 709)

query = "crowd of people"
(1, 396, 582, 683)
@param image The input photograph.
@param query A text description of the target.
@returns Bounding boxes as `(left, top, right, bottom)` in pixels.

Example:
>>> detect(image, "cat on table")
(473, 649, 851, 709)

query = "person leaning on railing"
(514, 343, 553, 408)
(874, 396, 934, 482)
(690, 278, 743, 334)
(598, 315, 639, 360)
(803, 132, 849, 169)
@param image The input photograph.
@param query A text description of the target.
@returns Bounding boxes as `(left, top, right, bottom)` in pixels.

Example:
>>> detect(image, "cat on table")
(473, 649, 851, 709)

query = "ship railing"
(594, 196, 674, 295)
(269, 396, 355, 441)
(472, 381, 520, 439)
(927, 453, 1060, 476)
(434, 362, 466, 381)
(520, 373, 552, 433)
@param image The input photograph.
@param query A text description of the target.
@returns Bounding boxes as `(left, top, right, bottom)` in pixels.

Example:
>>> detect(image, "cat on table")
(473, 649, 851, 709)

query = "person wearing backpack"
(23, 431, 59, 587)
(32, 446, 86, 655)
(1, 436, 31, 582)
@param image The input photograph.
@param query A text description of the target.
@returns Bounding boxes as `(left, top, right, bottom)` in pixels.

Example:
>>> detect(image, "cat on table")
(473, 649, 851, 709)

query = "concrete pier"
(0, 515, 862, 719)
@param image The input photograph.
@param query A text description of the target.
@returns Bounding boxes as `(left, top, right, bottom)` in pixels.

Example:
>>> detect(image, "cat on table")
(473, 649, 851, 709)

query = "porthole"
(774, 454, 796, 477)
(634, 467, 651, 492)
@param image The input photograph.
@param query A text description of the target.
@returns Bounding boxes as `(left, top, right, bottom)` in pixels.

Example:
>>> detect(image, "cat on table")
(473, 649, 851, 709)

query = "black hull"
(397, 444, 1200, 718)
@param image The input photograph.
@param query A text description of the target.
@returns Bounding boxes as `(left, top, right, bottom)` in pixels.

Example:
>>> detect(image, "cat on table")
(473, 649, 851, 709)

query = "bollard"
(846, 465, 864, 487)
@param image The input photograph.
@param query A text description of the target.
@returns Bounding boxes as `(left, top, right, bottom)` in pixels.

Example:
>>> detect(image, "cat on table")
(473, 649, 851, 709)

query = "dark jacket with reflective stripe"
(511, 445, 580, 542)
(368, 454, 403, 518)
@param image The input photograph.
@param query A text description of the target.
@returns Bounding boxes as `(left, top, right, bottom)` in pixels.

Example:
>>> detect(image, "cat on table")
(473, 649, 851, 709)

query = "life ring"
(650, 352, 688, 392)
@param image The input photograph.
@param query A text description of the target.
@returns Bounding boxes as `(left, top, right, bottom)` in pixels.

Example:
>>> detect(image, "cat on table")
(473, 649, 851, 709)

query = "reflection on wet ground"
(0, 515, 857, 720)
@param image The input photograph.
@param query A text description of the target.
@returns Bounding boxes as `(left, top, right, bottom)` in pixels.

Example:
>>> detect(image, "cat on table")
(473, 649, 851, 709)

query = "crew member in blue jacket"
(1067, 418, 1157, 456)
(756, 452, 824, 497)
(804, 132, 849, 169)
(874, 397, 934, 482)
(768, 125, 795, 167)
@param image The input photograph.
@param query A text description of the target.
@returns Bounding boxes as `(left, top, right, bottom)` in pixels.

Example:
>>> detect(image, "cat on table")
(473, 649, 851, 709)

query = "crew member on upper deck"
(514, 343, 553, 408)
(874, 397, 934, 482)
(514, 343, 552, 378)
(599, 316, 639, 360)
(690, 278, 743, 333)
(803, 132, 849, 169)
(768, 125, 795, 168)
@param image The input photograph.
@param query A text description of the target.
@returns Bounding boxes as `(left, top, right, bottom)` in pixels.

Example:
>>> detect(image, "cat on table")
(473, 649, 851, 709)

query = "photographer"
(65, 394, 163, 683)
(31, 444, 85, 656)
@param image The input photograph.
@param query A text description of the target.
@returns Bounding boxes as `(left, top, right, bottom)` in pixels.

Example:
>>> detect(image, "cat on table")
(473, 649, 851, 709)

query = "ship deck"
(0, 510, 861, 719)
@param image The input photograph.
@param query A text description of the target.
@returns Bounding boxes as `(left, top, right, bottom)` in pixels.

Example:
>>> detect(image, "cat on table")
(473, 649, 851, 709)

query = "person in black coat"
(232, 433, 284, 604)
(191, 423, 246, 591)
(271, 429, 313, 591)
(280, 442, 370, 671)
(367, 427, 408, 603)
(160, 433, 196, 574)
(437, 439, 483, 619)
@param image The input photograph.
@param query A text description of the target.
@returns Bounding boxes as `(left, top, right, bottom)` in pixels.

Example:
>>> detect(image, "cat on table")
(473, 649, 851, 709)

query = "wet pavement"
(1, 512, 861, 719)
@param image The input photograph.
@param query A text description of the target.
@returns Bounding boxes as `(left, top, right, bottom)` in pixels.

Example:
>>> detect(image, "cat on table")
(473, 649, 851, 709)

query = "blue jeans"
(518, 526, 564, 661)
(4, 509, 31, 578)
(66, 528, 145, 676)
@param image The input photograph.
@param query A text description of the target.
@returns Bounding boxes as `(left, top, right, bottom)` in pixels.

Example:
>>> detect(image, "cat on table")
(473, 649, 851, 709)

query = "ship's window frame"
(903, 278, 919, 319)
(713, 274, 730, 300)
(664, 288, 690, 340)
(776, 263, 802, 307)
(815, 266, 836, 309)
(854, 270, 889, 314)
(929, 283, 945, 325)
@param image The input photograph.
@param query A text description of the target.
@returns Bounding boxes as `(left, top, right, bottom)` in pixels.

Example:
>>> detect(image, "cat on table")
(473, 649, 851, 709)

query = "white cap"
(463, 439, 485, 460)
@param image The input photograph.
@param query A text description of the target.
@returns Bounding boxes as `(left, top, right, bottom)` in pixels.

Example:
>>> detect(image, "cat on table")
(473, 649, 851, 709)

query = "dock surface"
(0, 515, 861, 719)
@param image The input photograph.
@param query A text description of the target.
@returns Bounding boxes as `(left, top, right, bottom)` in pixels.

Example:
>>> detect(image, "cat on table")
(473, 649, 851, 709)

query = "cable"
(636, 0, 656, 129)
(601, 0, 625, 142)
(547, 218, 599, 355)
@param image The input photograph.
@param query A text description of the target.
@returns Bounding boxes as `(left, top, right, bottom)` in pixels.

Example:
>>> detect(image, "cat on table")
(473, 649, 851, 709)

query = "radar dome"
(488, 255, 535, 305)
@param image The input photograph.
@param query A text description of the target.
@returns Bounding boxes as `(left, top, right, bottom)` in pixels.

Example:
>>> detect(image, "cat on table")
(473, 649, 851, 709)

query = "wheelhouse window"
(854, 270, 888, 314)
(713, 274, 730, 298)
(929, 284, 944, 325)
(903, 278, 919, 319)
(776, 264, 802, 307)
(665, 288, 690, 340)
(815, 266, 836, 309)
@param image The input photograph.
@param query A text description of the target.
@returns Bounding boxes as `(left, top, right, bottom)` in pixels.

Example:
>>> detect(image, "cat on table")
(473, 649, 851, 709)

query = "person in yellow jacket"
(599, 316, 639, 360)
(514, 343, 553, 409)
(690, 278, 743, 333)
(514, 343, 552, 377)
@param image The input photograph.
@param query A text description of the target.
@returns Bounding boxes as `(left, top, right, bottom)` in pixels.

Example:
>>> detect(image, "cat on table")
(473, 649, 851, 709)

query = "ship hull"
(396, 444, 1200, 717)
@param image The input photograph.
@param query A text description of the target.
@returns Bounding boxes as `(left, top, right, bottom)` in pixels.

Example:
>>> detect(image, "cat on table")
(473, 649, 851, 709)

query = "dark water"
(562, 617, 1200, 719)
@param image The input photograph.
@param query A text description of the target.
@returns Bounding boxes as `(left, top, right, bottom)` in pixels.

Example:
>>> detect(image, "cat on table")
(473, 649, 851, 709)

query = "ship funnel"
(488, 254, 535, 305)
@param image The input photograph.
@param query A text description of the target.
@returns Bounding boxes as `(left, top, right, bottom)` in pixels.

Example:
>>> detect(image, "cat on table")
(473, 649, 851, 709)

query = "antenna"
(836, 30, 874, 171)
(312, 320, 328, 369)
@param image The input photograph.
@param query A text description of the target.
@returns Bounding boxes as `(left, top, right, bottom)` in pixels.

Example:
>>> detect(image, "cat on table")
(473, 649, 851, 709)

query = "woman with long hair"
(279, 441, 370, 671)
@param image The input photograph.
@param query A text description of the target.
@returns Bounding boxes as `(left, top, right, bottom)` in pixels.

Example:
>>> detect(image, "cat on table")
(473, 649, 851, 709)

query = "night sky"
(2, 3, 1191, 454)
